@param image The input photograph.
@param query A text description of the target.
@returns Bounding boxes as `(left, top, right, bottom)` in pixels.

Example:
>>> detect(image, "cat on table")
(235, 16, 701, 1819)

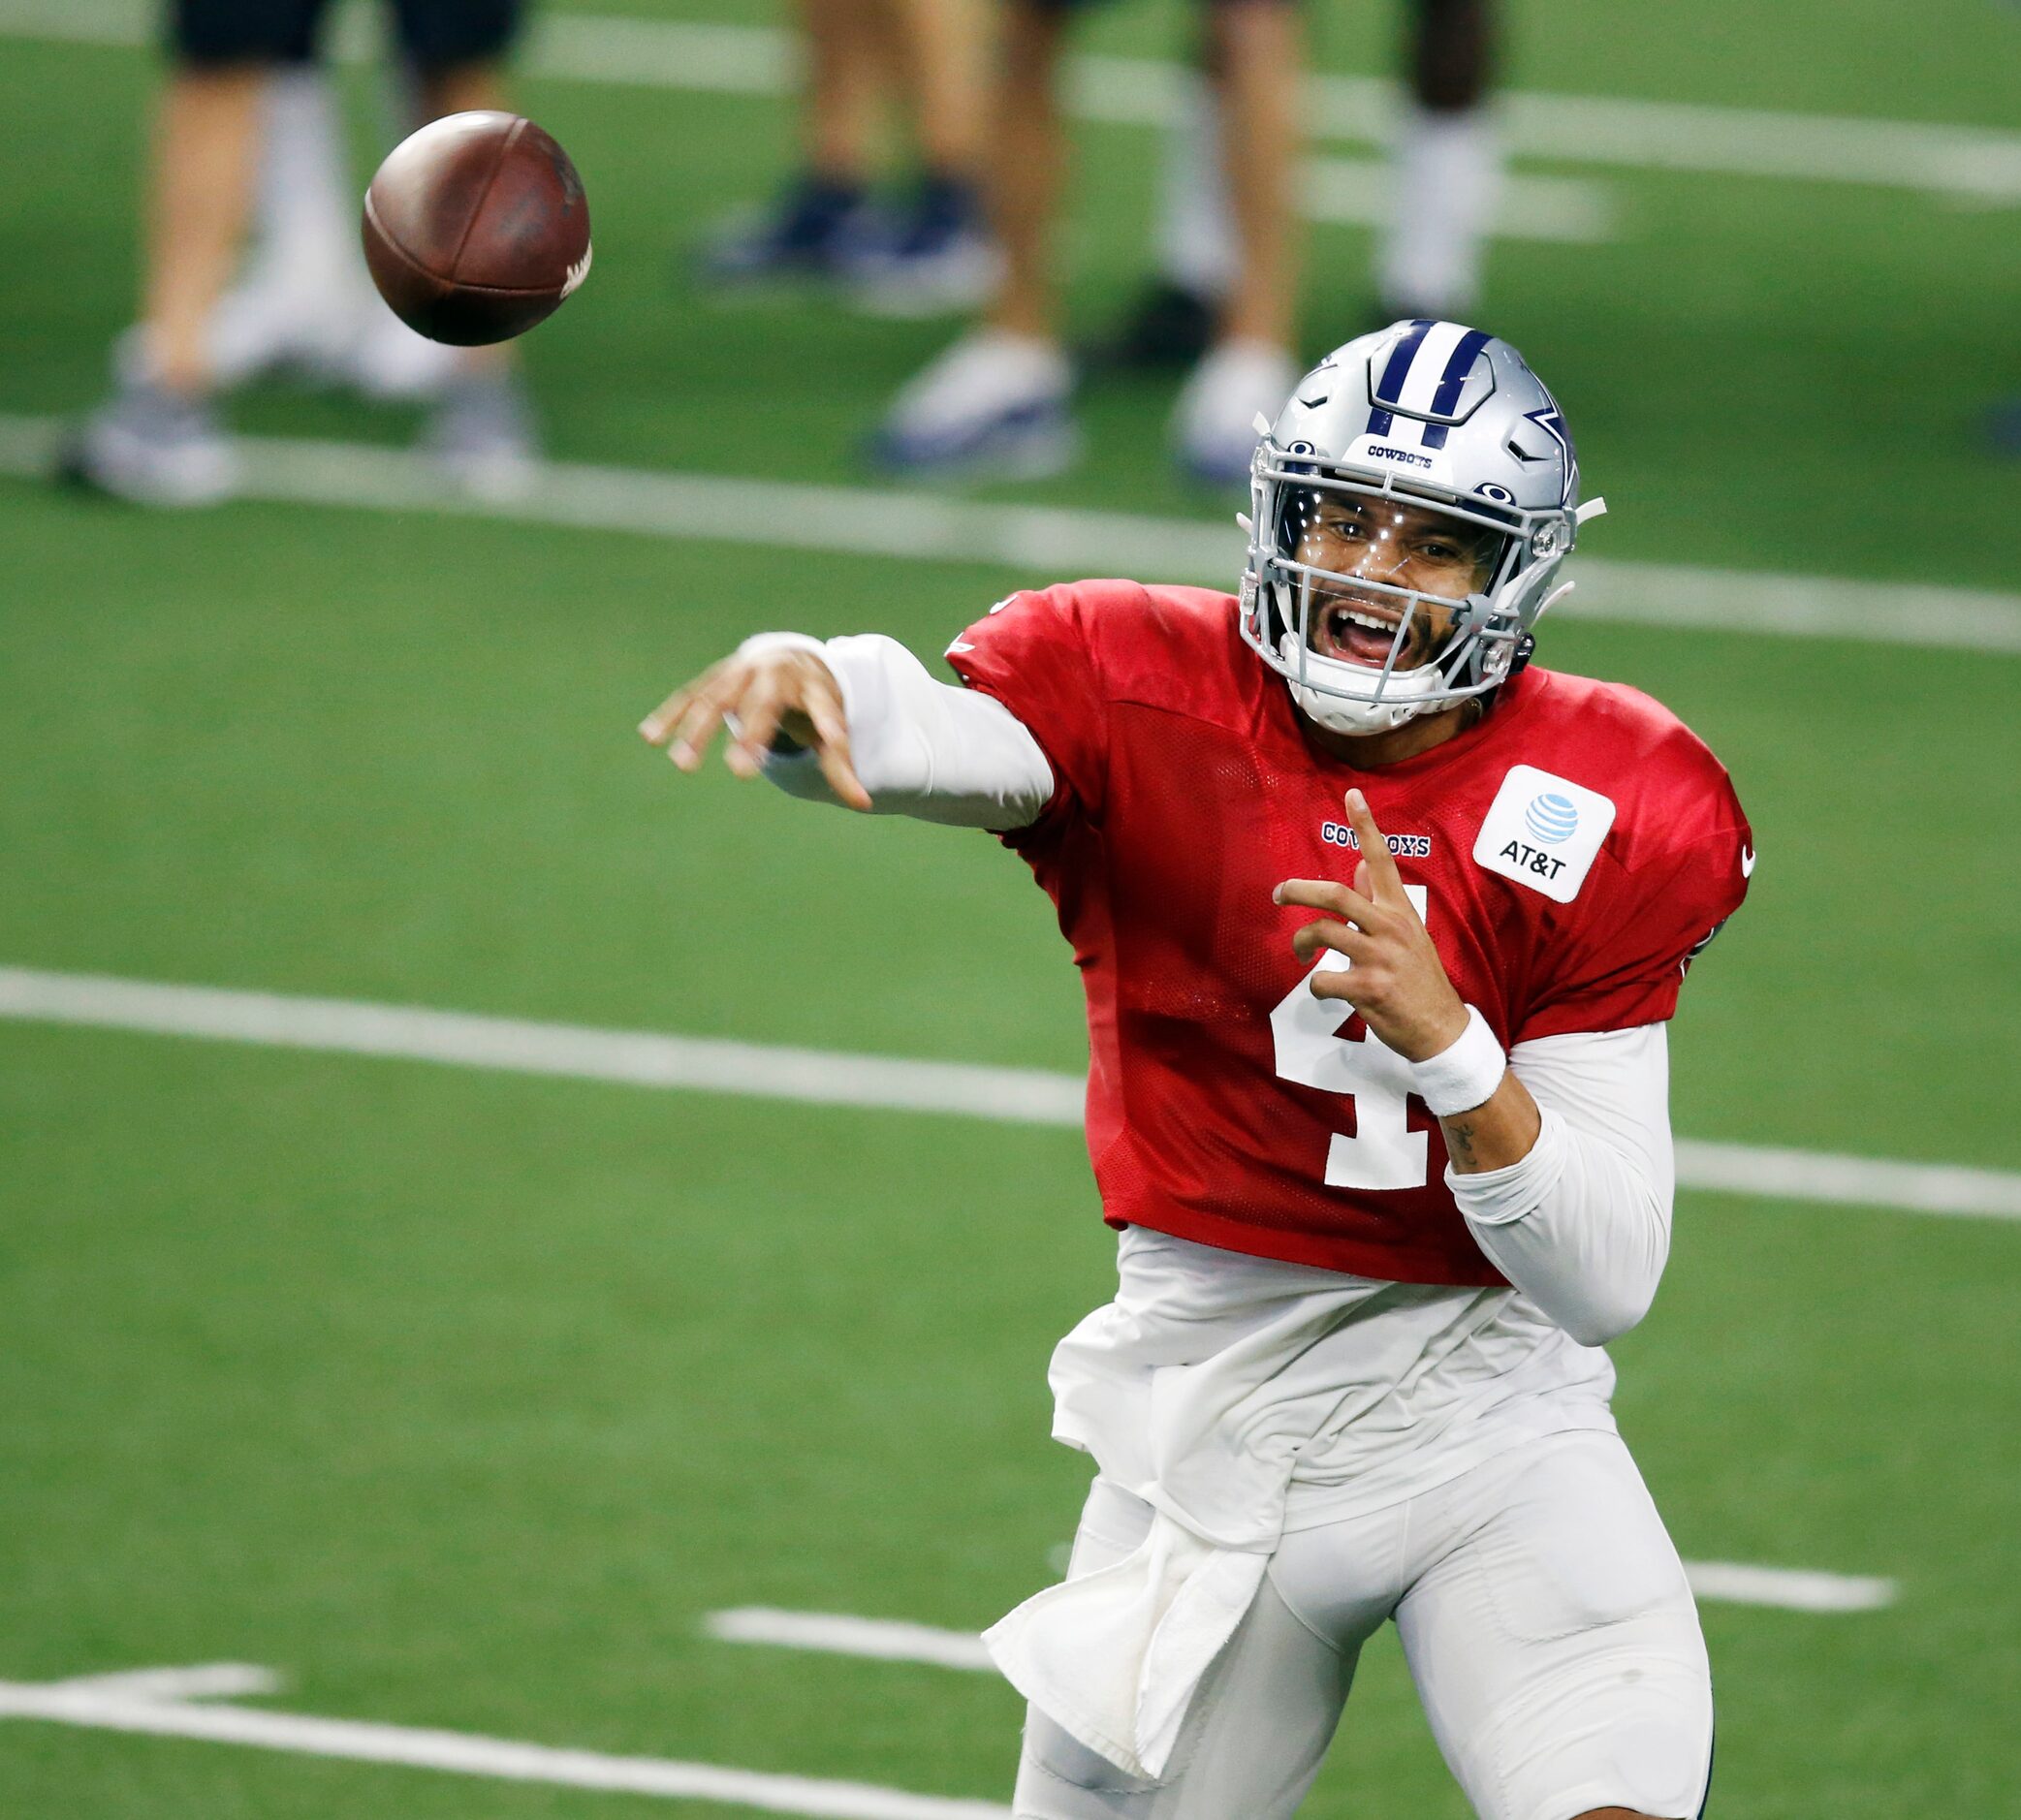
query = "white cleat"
(1171, 339, 1299, 487)
(869, 329, 1079, 481)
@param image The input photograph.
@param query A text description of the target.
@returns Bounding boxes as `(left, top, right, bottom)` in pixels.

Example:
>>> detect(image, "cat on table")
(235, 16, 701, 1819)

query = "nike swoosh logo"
(1740, 845, 1756, 878)
(946, 640, 975, 655)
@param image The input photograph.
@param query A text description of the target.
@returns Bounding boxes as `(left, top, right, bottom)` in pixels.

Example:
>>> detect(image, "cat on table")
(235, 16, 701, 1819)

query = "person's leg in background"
(870, 0, 1078, 478)
(692, 0, 886, 290)
(1168, 0, 1303, 485)
(1084, 54, 1232, 373)
(64, 0, 312, 504)
(1376, 0, 1500, 323)
(840, 0, 998, 316)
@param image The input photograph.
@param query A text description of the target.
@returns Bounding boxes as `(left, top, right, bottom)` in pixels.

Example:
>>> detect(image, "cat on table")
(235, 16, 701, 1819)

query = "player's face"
(1293, 494, 1500, 671)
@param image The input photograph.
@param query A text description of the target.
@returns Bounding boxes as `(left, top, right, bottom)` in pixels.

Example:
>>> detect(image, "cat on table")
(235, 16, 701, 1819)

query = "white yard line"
(5, 414, 2019, 655)
(0, 1672, 1009, 1819)
(4, 963, 2020, 1224)
(46, 1663, 286, 1702)
(710, 1611, 997, 1674)
(0, 964, 1085, 1126)
(1683, 1562, 1896, 1614)
(1305, 159, 1615, 244)
(5, 0, 2019, 202)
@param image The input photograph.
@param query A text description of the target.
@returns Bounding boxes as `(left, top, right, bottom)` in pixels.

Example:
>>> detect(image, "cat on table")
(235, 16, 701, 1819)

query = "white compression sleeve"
(1448, 1024, 1674, 1347)
(757, 633, 1057, 831)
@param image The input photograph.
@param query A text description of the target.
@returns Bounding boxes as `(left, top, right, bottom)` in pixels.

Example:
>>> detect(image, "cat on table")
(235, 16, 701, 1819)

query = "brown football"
(362, 111, 591, 347)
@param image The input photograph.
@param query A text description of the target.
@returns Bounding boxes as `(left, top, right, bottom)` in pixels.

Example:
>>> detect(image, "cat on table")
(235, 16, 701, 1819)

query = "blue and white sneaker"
(692, 176, 873, 292)
(869, 329, 1079, 480)
(1170, 338, 1298, 487)
(839, 177, 1000, 319)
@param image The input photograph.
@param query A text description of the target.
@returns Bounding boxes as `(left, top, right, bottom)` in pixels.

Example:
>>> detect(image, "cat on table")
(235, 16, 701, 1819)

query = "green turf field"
(3, 1, 2020, 1814)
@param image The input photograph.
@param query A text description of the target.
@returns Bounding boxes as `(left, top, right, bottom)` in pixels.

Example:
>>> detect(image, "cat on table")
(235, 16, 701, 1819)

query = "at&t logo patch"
(1472, 765, 1616, 902)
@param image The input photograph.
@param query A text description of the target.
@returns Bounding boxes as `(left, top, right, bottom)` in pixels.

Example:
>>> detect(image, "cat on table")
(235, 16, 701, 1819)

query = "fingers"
(638, 677, 703, 747)
(668, 679, 738, 771)
(805, 691, 872, 811)
(1291, 918, 1368, 964)
(1342, 789, 1406, 903)
(1308, 966, 1366, 1004)
(1274, 877, 1381, 927)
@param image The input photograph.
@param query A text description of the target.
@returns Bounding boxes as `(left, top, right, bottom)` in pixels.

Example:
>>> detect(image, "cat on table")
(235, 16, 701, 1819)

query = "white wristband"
(1411, 1006, 1506, 1116)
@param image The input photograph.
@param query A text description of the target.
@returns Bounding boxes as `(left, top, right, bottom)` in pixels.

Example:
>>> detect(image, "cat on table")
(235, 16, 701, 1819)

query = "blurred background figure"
(1094, 0, 1501, 377)
(872, 0, 1305, 488)
(691, 0, 996, 319)
(1377, 0, 1499, 322)
(67, 0, 538, 508)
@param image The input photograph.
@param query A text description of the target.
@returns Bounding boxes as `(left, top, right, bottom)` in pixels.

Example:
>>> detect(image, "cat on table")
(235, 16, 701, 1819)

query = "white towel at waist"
(986, 1227, 1615, 1778)
(985, 1513, 1267, 1781)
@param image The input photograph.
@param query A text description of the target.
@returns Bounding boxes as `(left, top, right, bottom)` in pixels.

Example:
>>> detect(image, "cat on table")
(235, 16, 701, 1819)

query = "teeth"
(1329, 608, 1394, 634)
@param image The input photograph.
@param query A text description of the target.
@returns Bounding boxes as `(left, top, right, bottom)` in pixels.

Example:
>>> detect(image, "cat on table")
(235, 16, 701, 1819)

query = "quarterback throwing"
(642, 321, 1752, 1820)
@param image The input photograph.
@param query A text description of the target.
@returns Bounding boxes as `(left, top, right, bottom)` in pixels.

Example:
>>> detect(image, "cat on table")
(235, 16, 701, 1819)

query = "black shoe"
(1081, 280, 1218, 372)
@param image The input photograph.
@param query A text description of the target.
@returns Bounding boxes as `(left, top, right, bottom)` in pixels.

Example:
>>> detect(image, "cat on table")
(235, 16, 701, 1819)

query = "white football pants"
(1013, 1431, 1714, 1820)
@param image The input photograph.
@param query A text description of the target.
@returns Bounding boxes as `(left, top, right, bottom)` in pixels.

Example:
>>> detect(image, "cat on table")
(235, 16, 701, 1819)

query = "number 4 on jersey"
(1268, 884, 1432, 1191)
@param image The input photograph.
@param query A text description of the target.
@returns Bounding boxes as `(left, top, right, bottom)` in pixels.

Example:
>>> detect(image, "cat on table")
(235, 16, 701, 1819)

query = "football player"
(642, 320, 1750, 1820)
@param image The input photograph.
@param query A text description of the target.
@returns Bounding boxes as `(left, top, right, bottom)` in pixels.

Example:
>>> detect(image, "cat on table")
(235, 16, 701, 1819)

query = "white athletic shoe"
(1170, 338, 1298, 487)
(62, 380, 237, 508)
(870, 329, 1078, 480)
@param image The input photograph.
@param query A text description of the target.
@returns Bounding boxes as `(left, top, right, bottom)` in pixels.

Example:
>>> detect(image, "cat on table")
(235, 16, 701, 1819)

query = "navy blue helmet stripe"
(1428, 328, 1493, 419)
(1372, 320, 1435, 408)
(1366, 406, 1395, 436)
(1420, 421, 1450, 450)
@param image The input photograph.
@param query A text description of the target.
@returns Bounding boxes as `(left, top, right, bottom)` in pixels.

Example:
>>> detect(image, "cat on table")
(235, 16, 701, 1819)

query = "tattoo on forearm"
(1447, 1119, 1478, 1168)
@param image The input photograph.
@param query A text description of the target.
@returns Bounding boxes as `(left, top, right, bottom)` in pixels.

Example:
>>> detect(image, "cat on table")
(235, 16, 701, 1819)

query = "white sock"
(1154, 70, 1238, 302)
(249, 67, 358, 294)
(1377, 103, 1501, 321)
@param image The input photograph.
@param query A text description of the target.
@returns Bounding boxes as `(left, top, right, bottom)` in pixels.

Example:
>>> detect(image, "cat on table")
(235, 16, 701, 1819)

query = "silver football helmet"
(1240, 320, 1605, 736)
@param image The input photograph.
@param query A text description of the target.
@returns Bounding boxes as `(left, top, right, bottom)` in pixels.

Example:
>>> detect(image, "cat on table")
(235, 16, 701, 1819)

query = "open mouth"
(1313, 597, 1420, 669)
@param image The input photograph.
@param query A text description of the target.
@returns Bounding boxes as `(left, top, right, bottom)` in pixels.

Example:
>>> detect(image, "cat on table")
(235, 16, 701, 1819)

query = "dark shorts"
(168, 0, 522, 69)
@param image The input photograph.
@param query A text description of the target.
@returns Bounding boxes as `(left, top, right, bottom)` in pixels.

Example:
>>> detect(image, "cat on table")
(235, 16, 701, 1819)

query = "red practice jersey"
(946, 581, 1753, 1287)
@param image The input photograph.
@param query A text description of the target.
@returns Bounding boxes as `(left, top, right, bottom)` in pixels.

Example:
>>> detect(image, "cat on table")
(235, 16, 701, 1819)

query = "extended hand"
(1274, 789, 1468, 1063)
(638, 642, 871, 811)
